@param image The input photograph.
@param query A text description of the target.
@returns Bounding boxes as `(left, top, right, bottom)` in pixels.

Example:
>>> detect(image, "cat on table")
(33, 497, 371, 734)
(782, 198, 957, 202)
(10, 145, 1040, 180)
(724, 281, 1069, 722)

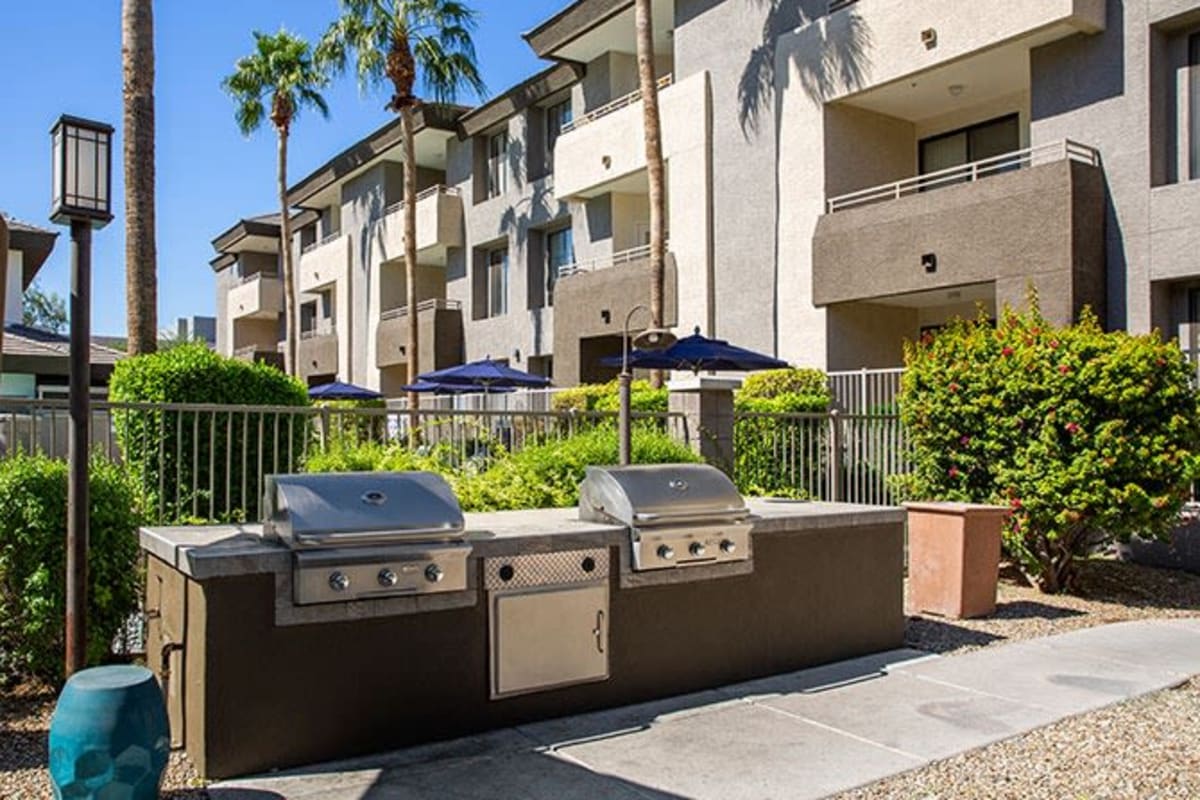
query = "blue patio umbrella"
(308, 381, 383, 400)
(416, 358, 551, 391)
(601, 327, 789, 373)
(402, 380, 515, 395)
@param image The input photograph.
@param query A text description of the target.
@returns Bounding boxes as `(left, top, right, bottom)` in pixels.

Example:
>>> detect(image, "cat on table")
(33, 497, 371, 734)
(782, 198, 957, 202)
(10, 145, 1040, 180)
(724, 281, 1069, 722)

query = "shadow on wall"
(1030, 0, 1124, 119)
(738, 0, 873, 136)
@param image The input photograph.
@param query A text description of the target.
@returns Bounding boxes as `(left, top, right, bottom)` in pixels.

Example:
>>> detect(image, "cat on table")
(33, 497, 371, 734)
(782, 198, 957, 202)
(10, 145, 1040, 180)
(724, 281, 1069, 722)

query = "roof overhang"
(524, 0, 632, 59)
(287, 103, 467, 209)
(209, 252, 237, 273)
(4, 220, 58, 288)
(211, 208, 319, 256)
(523, 0, 672, 62)
(459, 63, 583, 138)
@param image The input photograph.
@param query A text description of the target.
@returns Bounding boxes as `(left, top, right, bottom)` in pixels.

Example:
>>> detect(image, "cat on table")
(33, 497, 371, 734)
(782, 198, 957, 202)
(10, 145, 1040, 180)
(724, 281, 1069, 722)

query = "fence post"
(827, 409, 843, 503)
(667, 376, 740, 474)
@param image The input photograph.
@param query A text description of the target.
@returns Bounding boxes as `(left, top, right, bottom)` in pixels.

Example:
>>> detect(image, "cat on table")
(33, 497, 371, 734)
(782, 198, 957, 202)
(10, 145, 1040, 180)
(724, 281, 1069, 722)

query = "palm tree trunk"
(636, 0, 667, 388)
(122, 0, 158, 355)
(401, 104, 420, 445)
(0, 216, 8, 372)
(277, 126, 297, 377)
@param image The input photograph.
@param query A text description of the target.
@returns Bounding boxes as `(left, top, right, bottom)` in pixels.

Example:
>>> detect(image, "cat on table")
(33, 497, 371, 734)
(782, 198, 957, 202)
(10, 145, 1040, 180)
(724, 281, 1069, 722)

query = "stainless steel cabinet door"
(491, 583, 609, 698)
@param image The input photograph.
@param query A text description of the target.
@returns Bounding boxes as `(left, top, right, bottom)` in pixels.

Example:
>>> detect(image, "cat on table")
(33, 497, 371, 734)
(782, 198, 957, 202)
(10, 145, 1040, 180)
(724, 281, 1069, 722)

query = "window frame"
(544, 226, 575, 307)
(545, 98, 573, 161)
(487, 246, 509, 317)
(487, 130, 508, 199)
(918, 113, 1021, 176)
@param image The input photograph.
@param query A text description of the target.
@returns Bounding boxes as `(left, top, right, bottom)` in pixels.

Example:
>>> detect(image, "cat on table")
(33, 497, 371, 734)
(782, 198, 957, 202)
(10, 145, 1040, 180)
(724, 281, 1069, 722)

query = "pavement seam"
(751, 698, 929, 764)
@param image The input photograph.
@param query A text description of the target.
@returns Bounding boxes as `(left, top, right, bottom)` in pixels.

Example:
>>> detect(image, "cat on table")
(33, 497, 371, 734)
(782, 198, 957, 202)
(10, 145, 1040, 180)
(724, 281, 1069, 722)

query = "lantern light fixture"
(50, 115, 114, 228)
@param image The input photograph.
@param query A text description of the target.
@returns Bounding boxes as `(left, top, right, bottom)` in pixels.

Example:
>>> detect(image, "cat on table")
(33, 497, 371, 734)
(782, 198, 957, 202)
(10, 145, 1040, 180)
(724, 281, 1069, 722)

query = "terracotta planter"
(905, 502, 1010, 619)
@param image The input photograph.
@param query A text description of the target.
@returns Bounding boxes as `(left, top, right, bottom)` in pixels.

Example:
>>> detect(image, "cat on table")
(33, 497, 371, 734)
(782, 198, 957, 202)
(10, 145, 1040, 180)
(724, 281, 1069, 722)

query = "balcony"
(233, 344, 283, 370)
(554, 72, 707, 199)
(296, 326, 338, 380)
(557, 244, 654, 278)
(375, 298, 463, 370)
(813, 140, 1106, 321)
(298, 232, 349, 294)
(227, 272, 282, 320)
(371, 186, 463, 266)
(788, 0, 1105, 107)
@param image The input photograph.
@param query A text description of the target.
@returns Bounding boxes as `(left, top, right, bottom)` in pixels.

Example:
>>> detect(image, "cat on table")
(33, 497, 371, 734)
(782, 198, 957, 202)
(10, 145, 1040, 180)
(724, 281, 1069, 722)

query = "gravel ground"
(2, 558, 1197, 799)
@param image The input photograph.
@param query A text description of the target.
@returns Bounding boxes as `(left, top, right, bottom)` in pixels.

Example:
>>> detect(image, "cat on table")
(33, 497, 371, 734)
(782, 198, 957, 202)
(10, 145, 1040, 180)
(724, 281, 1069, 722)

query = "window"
(545, 227, 575, 306)
(487, 131, 508, 198)
(488, 248, 509, 317)
(1191, 34, 1200, 180)
(919, 114, 1020, 178)
(300, 301, 318, 334)
(546, 99, 573, 163)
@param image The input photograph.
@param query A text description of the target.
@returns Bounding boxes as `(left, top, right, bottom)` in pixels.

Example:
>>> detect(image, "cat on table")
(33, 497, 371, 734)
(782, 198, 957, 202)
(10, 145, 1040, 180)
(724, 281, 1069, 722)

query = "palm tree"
(635, 0, 667, 388)
(122, 0, 158, 355)
(319, 0, 485, 411)
(223, 30, 331, 377)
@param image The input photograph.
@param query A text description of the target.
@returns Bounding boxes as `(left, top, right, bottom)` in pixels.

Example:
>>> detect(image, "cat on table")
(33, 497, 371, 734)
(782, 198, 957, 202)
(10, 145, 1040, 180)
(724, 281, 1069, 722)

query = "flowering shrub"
(900, 300, 1200, 593)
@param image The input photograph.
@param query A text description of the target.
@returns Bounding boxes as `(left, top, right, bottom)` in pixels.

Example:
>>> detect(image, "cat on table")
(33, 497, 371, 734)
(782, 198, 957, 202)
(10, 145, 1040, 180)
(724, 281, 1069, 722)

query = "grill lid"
(263, 471, 465, 548)
(578, 463, 749, 527)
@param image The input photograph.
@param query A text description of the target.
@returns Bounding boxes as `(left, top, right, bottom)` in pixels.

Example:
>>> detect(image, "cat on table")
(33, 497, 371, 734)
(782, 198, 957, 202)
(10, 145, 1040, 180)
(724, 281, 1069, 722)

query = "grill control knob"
(689, 542, 707, 557)
(657, 545, 675, 560)
(425, 564, 445, 583)
(720, 539, 737, 555)
(328, 571, 350, 592)
(377, 568, 398, 587)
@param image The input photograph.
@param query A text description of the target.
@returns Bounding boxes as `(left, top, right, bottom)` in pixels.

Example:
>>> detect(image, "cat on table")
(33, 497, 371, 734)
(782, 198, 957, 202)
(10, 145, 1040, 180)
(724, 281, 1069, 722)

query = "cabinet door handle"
(593, 610, 605, 654)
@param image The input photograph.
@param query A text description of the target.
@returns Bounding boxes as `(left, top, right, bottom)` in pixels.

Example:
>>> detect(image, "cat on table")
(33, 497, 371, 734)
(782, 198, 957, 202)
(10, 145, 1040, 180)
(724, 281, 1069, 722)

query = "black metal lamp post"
(619, 305, 675, 466)
(50, 115, 114, 677)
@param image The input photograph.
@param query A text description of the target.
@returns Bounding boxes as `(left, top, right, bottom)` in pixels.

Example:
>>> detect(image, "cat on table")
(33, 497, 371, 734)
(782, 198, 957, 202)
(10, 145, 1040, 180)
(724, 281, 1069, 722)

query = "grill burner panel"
(263, 471, 471, 606)
(578, 464, 753, 572)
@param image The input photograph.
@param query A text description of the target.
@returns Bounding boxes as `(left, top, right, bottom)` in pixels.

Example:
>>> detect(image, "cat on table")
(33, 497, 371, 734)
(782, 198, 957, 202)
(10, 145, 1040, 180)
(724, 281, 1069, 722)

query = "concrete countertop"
(139, 500, 904, 581)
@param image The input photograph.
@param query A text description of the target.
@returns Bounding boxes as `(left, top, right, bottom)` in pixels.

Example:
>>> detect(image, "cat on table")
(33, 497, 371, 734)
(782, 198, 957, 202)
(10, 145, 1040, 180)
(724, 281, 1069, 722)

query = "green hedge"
(551, 379, 668, 413)
(108, 344, 309, 522)
(0, 454, 144, 681)
(733, 369, 831, 497)
(900, 301, 1200, 593)
(306, 427, 699, 512)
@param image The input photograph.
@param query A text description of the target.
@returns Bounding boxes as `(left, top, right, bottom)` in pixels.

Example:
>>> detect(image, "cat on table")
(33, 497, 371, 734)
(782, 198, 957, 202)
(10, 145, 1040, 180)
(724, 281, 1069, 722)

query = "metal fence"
(732, 410, 912, 505)
(0, 399, 689, 525)
(827, 368, 905, 414)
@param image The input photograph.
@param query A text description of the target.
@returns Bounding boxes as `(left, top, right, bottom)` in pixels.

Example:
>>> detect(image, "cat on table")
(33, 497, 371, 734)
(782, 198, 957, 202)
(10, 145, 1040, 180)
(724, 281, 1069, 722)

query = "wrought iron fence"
(733, 410, 912, 505)
(0, 399, 689, 525)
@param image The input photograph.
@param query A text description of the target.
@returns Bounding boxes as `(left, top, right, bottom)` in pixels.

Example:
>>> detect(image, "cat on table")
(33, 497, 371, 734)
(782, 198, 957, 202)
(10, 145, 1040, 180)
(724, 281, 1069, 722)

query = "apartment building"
(212, 0, 1200, 386)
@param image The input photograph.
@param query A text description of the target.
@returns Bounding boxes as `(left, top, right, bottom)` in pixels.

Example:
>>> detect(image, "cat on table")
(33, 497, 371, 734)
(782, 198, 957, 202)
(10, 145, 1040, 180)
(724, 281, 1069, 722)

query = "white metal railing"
(383, 184, 461, 218)
(561, 74, 674, 135)
(826, 140, 1101, 214)
(300, 323, 335, 340)
(301, 230, 342, 255)
(558, 244, 655, 278)
(827, 367, 905, 414)
(380, 298, 462, 321)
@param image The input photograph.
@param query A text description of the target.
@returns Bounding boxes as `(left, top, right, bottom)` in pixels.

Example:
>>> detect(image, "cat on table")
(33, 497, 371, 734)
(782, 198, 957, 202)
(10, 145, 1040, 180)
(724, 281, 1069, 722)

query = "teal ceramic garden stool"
(48, 665, 169, 800)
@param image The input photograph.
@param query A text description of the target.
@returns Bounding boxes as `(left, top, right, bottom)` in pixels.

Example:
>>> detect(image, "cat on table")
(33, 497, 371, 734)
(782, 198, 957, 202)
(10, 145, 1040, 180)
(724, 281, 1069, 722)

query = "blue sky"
(0, 0, 565, 336)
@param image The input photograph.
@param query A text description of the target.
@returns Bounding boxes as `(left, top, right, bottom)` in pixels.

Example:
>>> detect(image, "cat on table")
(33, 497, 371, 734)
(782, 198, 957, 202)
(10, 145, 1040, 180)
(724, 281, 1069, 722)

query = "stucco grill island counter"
(139, 466, 906, 779)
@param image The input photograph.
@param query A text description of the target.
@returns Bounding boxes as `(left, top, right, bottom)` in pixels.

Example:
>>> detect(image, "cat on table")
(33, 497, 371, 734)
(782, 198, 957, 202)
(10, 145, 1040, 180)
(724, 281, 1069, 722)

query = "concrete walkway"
(209, 619, 1200, 800)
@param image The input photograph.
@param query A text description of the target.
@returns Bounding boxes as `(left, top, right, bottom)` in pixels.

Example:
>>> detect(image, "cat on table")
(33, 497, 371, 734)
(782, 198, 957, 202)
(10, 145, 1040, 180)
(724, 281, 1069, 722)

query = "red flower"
(1065, 422, 1081, 435)
(1049, 340, 1060, 350)
(1058, 364, 1071, 375)
(948, 466, 961, 478)
(960, 435, 971, 446)
(949, 382, 960, 393)
(1010, 497, 1023, 509)
(1001, 346, 1014, 357)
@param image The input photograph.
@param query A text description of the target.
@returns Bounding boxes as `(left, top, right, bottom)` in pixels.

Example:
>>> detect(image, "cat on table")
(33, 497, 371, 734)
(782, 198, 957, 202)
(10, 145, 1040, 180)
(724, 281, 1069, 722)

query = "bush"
(455, 427, 699, 511)
(733, 371, 831, 497)
(303, 441, 451, 475)
(738, 367, 831, 406)
(900, 300, 1200, 593)
(0, 454, 144, 681)
(552, 380, 668, 413)
(108, 344, 309, 523)
(314, 398, 387, 450)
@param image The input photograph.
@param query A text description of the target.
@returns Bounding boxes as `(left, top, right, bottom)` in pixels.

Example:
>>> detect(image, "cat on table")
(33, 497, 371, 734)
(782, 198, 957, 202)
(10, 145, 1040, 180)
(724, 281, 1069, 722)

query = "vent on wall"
(828, 0, 859, 13)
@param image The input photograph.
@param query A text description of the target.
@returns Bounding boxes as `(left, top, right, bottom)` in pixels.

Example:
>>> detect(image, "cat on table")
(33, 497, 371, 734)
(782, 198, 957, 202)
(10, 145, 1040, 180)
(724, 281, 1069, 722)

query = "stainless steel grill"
(263, 472, 471, 605)
(578, 464, 753, 571)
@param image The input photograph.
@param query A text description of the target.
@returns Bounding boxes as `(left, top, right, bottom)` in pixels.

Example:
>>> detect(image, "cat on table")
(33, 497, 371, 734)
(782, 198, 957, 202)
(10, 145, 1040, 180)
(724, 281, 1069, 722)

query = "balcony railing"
(235, 270, 279, 286)
(301, 230, 342, 255)
(558, 243, 656, 278)
(382, 184, 460, 218)
(299, 324, 336, 341)
(826, 140, 1100, 214)
(234, 345, 272, 359)
(380, 298, 462, 321)
(560, 74, 674, 136)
